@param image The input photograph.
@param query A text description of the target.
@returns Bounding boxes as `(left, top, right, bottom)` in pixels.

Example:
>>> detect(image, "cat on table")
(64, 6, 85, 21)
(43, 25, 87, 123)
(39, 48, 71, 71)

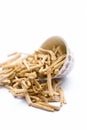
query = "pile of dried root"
(0, 46, 66, 112)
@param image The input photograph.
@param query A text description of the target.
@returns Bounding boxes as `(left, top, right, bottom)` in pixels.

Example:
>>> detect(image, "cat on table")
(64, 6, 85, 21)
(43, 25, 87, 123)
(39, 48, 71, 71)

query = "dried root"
(0, 45, 66, 112)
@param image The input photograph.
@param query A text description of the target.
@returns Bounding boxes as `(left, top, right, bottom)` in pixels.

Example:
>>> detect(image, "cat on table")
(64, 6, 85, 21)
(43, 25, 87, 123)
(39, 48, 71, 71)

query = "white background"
(0, 0, 87, 130)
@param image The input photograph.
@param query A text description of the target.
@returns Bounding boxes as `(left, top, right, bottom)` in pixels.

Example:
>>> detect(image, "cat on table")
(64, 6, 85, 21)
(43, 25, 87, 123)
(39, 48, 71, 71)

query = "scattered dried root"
(0, 46, 66, 112)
